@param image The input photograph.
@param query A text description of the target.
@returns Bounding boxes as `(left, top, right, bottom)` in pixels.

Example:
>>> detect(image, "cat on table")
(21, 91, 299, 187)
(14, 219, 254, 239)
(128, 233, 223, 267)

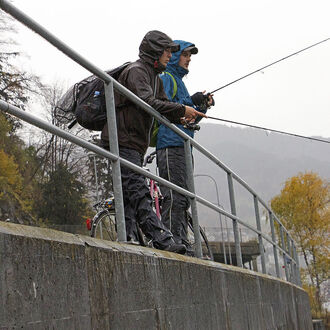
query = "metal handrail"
(0, 99, 298, 274)
(0, 0, 300, 284)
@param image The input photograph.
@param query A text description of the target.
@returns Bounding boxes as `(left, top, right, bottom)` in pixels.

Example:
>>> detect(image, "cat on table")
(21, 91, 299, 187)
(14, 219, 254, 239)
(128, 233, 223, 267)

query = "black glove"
(208, 94, 215, 106)
(200, 93, 215, 110)
(191, 92, 205, 106)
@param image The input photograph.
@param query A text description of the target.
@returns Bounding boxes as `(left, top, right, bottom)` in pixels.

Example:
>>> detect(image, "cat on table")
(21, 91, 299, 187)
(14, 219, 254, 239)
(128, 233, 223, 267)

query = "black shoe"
(185, 248, 195, 257)
(161, 242, 187, 255)
(126, 239, 141, 246)
(181, 239, 194, 257)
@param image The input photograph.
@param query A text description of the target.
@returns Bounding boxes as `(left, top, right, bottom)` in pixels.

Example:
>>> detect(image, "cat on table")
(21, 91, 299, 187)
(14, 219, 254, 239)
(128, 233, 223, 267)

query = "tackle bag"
(55, 62, 131, 131)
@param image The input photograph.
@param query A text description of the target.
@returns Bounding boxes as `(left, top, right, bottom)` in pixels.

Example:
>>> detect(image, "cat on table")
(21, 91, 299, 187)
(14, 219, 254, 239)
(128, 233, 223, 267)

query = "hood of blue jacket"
(166, 40, 196, 78)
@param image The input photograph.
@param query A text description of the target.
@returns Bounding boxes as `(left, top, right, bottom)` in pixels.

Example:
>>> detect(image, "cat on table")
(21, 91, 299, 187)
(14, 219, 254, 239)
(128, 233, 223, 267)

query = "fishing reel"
(199, 93, 215, 111)
(182, 119, 200, 131)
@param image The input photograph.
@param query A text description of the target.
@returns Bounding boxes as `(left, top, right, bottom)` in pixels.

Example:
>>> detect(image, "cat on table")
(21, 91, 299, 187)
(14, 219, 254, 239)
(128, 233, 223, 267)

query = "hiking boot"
(185, 248, 195, 257)
(161, 241, 187, 255)
(126, 239, 141, 246)
(182, 239, 194, 257)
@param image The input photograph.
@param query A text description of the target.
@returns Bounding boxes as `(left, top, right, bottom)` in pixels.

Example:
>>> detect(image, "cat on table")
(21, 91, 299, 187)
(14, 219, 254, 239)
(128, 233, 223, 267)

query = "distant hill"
(191, 123, 330, 228)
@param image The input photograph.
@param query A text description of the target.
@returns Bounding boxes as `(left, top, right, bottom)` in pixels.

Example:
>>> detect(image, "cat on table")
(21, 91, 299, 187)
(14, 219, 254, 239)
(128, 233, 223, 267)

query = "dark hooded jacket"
(101, 30, 185, 155)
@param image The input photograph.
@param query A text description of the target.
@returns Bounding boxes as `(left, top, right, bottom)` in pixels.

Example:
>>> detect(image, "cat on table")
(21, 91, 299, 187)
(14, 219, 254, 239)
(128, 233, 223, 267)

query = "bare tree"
(0, 11, 43, 130)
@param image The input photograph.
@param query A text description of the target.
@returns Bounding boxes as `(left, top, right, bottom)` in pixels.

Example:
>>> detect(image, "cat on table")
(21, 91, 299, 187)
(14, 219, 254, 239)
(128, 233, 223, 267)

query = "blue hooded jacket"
(156, 40, 207, 150)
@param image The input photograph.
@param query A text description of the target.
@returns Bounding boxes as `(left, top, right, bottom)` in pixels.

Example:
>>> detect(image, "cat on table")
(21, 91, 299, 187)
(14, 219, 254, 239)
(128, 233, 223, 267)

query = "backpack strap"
(163, 71, 177, 99)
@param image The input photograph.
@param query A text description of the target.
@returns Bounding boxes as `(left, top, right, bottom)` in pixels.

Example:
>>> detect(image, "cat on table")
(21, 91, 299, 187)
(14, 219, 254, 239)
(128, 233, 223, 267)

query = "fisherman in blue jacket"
(156, 40, 215, 254)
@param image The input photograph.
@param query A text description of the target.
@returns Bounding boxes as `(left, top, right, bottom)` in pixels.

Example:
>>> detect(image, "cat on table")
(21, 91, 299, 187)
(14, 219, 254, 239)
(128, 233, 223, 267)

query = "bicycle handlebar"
(143, 150, 157, 167)
(68, 119, 77, 129)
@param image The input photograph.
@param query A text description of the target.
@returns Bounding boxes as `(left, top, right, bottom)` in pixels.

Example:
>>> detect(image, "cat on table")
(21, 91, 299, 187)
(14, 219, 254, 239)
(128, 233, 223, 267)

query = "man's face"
(178, 50, 192, 70)
(159, 48, 172, 67)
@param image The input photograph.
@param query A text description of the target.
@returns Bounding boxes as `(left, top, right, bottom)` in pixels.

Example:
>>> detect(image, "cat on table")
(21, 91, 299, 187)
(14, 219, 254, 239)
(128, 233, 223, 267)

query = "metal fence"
(0, 0, 301, 285)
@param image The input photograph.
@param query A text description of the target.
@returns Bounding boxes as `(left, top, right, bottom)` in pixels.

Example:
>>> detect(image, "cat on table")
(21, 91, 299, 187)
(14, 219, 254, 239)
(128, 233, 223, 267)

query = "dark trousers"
(119, 147, 173, 248)
(156, 147, 190, 244)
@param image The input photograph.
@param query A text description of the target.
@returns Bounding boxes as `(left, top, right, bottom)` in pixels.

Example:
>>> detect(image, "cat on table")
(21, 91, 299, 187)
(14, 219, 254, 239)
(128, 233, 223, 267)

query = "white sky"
(9, 0, 330, 138)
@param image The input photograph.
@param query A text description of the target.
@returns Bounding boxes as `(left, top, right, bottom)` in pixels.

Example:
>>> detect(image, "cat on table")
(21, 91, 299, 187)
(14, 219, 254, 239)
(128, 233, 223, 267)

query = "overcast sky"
(8, 0, 330, 138)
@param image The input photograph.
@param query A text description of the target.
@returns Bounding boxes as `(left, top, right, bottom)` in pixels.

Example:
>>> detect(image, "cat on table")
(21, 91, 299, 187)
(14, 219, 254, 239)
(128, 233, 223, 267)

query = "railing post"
(220, 213, 228, 264)
(104, 81, 126, 242)
(269, 212, 280, 278)
(194, 174, 226, 264)
(293, 244, 302, 286)
(289, 238, 297, 284)
(286, 234, 295, 283)
(226, 223, 233, 265)
(286, 234, 292, 282)
(280, 225, 289, 281)
(227, 173, 243, 267)
(184, 140, 202, 258)
(254, 196, 266, 274)
(92, 155, 100, 202)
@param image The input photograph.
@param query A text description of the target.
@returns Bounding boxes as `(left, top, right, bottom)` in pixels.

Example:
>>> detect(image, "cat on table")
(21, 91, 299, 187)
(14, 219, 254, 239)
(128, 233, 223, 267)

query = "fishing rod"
(206, 116, 330, 144)
(209, 38, 330, 94)
(200, 38, 330, 144)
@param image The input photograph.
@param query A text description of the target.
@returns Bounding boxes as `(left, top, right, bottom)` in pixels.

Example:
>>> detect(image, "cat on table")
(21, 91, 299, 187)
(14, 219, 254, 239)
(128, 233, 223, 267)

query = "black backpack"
(56, 62, 131, 131)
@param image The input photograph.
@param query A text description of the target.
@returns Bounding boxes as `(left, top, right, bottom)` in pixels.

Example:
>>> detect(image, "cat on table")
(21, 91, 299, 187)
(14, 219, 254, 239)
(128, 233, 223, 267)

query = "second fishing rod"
(210, 38, 329, 94)
(193, 37, 330, 144)
(197, 37, 329, 109)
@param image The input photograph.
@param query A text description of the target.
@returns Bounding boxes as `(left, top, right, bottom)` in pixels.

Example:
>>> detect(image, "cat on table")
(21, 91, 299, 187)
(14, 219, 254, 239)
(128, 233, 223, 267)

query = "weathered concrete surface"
(0, 221, 313, 329)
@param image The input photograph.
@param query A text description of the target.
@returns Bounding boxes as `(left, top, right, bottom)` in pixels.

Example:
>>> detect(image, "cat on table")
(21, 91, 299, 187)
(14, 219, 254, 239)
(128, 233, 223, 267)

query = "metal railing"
(0, 0, 301, 285)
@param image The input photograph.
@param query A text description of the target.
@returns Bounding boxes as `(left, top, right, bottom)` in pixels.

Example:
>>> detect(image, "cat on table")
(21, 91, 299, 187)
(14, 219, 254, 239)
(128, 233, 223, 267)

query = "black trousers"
(156, 147, 190, 244)
(119, 147, 173, 248)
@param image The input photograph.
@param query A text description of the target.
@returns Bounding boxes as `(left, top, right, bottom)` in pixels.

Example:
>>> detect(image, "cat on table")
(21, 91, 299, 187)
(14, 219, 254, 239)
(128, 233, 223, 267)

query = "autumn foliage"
(271, 172, 330, 316)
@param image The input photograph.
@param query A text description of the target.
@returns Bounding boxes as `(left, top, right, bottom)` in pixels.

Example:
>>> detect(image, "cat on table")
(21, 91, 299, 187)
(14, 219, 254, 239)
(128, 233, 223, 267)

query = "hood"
(139, 30, 179, 72)
(165, 40, 198, 78)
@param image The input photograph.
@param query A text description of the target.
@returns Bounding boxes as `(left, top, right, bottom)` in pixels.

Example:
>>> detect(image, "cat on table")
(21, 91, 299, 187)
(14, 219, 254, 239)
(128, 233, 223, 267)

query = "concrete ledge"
(0, 221, 313, 329)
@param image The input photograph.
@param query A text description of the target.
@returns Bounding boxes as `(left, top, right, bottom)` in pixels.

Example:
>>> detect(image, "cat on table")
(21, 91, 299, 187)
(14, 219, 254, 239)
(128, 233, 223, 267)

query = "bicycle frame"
(149, 179, 162, 219)
(142, 151, 163, 218)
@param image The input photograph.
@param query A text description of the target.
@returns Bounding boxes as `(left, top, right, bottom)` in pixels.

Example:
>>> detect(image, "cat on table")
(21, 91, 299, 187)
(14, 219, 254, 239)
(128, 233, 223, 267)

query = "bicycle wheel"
(91, 209, 150, 247)
(187, 213, 214, 260)
(91, 209, 117, 241)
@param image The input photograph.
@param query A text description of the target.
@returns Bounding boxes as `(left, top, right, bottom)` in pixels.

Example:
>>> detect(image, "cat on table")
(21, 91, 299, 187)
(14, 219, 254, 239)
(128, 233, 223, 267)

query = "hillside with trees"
(0, 11, 95, 230)
(192, 122, 329, 227)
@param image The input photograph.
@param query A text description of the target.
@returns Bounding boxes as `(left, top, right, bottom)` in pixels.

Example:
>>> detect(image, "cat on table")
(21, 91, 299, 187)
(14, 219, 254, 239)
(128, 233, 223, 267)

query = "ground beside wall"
(0, 221, 313, 329)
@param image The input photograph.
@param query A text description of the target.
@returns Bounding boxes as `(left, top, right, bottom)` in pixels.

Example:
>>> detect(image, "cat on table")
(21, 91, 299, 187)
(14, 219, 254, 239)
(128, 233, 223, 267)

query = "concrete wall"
(0, 221, 312, 329)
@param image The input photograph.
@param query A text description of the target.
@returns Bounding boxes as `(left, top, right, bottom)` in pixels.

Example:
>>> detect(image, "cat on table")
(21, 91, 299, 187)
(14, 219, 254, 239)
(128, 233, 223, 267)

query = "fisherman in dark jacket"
(101, 30, 205, 254)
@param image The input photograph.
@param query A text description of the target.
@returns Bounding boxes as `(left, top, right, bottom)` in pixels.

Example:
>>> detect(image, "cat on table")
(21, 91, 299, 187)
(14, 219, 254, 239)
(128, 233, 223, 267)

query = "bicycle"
(87, 151, 213, 260)
(87, 195, 149, 246)
(143, 151, 213, 260)
(88, 196, 116, 241)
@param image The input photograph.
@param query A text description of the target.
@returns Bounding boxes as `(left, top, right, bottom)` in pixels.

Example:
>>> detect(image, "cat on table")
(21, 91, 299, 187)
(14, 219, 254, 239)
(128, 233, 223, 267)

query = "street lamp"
(87, 152, 100, 203)
(194, 174, 232, 264)
(75, 152, 101, 203)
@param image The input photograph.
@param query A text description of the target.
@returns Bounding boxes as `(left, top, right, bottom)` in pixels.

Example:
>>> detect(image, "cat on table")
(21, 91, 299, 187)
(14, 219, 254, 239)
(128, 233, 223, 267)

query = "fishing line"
(206, 116, 330, 145)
